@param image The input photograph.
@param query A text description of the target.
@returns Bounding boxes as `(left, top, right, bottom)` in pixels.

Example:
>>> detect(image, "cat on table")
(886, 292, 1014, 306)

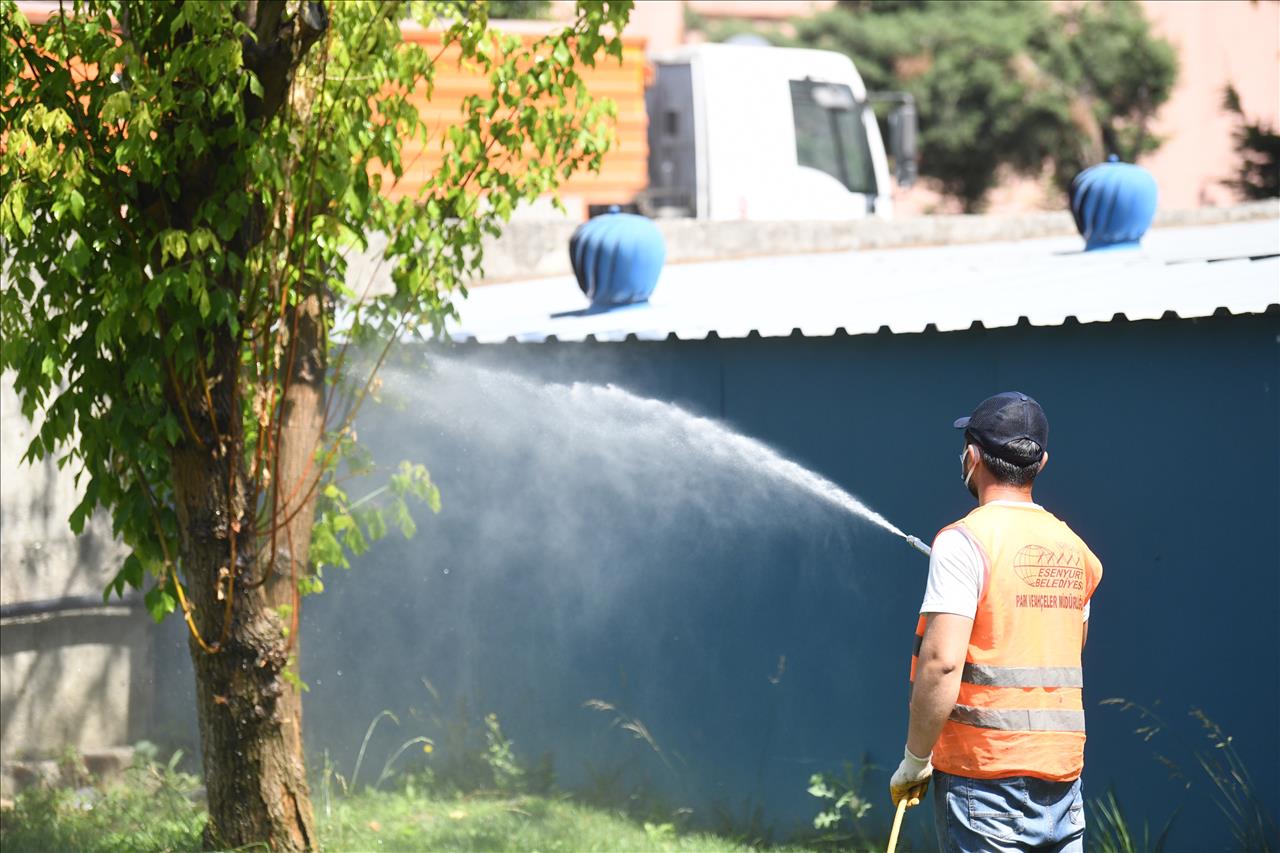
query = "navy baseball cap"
(954, 392, 1048, 463)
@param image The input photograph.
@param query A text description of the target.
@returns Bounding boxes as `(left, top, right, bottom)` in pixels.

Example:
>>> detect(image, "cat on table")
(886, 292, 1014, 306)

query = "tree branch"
(241, 1, 330, 125)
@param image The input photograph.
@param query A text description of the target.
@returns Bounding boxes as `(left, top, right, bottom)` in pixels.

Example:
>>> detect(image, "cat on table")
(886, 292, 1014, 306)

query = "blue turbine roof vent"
(1070, 155, 1158, 252)
(569, 207, 665, 308)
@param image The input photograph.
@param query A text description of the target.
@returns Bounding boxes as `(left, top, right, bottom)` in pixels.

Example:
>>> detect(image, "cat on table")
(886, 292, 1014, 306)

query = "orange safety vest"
(910, 503, 1103, 781)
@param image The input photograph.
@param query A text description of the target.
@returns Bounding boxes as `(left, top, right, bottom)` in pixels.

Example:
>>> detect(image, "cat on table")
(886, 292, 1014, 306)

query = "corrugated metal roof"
(449, 220, 1280, 343)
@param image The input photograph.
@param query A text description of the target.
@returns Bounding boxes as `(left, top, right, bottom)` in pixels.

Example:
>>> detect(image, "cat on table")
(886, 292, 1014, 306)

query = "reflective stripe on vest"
(961, 663, 1083, 689)
(915, 636, 1082, 690)
(950, 704, 1086, 733)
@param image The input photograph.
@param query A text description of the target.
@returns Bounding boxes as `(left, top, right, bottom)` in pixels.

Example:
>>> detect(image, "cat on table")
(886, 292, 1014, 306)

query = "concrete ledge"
(0, 746, 135, 799)
(0, 612, 152, 764)
(470, 199, 1279, 283)
(343, 201, 1279, 294)
(1151, 199, 1280, 228)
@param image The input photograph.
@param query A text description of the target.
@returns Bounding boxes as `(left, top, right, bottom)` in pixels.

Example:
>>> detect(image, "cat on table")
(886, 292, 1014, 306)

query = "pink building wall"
(1139, 0, 1279, 209)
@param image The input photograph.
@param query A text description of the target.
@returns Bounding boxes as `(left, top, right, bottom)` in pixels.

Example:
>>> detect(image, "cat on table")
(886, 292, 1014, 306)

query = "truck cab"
(643, 44, 914, 221)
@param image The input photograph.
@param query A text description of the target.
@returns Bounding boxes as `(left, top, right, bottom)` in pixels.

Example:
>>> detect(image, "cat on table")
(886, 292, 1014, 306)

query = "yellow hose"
(887, 791, 921, 853)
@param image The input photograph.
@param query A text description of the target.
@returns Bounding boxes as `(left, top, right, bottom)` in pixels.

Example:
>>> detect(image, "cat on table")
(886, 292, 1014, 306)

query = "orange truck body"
(395, 23, 649, 218)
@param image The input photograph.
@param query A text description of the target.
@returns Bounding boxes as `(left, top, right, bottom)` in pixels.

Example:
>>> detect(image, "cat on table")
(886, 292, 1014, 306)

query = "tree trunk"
(171, 327, 317, 851)
(158, 5, 330, 849)
(268, 291, 328, 781)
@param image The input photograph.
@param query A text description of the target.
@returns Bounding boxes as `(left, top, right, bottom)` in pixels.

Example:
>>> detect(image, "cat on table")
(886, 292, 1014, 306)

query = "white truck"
(638, 43, 916, 221)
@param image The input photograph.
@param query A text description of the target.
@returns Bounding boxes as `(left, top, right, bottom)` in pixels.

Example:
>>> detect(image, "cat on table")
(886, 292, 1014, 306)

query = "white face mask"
(960, 445, 977, 493)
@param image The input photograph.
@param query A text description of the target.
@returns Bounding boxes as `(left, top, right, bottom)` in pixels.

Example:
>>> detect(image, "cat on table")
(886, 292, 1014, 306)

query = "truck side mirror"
(888, 100, 918, 188)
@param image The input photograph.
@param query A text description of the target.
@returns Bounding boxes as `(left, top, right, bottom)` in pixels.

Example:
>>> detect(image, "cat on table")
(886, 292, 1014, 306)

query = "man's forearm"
(906, 662, 964, 757)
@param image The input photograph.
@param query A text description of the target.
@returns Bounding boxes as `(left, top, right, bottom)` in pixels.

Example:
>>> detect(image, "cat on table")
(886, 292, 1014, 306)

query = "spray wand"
(902, 535, 932, 557)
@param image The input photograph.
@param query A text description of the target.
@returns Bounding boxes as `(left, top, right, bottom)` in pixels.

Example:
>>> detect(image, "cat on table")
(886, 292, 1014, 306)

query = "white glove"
(889, 745, 933, 807)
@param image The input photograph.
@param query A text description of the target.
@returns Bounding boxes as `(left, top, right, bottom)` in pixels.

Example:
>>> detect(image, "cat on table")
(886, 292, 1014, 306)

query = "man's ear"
(1038, 450, 1049, 473)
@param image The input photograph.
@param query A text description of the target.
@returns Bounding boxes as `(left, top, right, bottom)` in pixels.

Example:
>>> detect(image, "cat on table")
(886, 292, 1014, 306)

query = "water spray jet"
(386, 358, 936, 567)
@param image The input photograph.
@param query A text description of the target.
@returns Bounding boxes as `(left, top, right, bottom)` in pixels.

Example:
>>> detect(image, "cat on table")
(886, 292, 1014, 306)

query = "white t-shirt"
(919, 501, 1090, 622)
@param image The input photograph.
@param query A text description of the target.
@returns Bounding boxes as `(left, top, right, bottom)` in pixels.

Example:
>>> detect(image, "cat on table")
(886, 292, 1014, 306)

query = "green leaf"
(104, 553, 145, 602)
(145, 584, 178, 623)
(345, 523, 368, 556)
(68, 494, 92, 534)
(281, 667, 310, 693)
(189, 228, 214, 253)
(101, 90, 132, 123)
(808, 775, 835, 800)
(159, 230, 188, 263)
(390, 498, 416, 539)
(297, 576, 324, 596)
(122, 553, 145, 588)
(365, 509, 388, 542)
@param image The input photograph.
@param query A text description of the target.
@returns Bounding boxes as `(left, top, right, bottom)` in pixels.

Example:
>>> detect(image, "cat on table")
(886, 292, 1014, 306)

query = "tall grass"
(1099, 698, 1278, 852)
(1189, 708, 1278, 852)
(1088, 789, 1176, 853)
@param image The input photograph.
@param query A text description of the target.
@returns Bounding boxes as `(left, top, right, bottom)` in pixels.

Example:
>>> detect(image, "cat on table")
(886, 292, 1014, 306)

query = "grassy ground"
(321, 790, 814, 852)
(0, 781, 819, 853)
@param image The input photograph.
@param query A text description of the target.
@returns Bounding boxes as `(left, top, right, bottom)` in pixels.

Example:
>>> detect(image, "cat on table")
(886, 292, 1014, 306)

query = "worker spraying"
(890, 392, 1103, 852)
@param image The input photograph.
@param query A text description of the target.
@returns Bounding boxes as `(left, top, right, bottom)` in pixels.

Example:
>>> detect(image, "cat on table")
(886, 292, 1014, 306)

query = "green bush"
(0, 748, 204, 853)
(806, 759, 878, 848)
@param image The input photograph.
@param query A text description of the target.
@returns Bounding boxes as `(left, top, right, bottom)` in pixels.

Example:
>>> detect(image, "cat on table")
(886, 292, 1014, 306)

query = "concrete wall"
(337, 312, 1280, 849)
(0, 376, 149, 764)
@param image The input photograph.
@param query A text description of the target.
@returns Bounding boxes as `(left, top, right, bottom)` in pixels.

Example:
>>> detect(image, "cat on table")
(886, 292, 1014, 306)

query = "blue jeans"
(932, 770, 1085, 852)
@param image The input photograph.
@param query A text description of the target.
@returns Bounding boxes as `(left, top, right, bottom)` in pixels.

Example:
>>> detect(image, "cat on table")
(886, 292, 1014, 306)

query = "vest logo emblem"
(1013, 543, 1085, 590)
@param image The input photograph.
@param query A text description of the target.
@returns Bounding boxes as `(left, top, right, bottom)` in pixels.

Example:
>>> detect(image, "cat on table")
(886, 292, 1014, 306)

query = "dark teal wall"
(153, 311, 1280, 849)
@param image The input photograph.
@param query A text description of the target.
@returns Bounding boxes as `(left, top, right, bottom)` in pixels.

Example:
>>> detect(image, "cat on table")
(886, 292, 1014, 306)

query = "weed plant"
(1188, 709, 1278, 852)
(804, 758, 886, 851)
(1097, 699, 1278, 852)
(0, 744, 204, 853)
(577, 697, 707, 834)
(1088, 788, 1176, 853)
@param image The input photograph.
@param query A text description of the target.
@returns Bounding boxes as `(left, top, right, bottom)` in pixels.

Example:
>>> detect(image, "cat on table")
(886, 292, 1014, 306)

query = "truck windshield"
(789, 80, 878, 196)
